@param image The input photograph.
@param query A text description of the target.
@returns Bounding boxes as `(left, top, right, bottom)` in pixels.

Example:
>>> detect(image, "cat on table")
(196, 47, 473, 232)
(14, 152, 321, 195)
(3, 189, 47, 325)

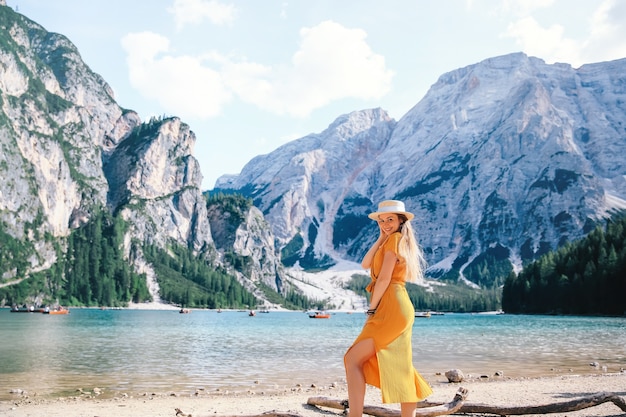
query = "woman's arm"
(361, 233, 385, 269)
(367, 250, 397, 310)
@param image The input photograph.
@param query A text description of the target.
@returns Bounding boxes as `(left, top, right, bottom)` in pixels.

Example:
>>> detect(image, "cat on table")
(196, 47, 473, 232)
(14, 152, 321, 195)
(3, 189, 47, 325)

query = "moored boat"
(309, 311, 330, 319)
(43, 307, 70, 315)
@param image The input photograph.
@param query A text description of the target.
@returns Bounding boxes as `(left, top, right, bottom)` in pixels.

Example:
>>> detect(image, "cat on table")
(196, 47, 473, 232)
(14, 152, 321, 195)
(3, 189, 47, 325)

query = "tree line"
(143, 243, 258, 309)
(346, 273, 501, 313)
(60, 208, 152, 306)
(1, 195, 320, 310)
(503, 212, 626, 315)
(5, 202, 623, 315)
(0, 207, 151, 307)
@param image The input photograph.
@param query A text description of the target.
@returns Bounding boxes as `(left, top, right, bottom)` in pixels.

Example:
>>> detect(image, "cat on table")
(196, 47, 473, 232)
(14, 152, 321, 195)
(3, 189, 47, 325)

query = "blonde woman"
(344, 200, 432, 417)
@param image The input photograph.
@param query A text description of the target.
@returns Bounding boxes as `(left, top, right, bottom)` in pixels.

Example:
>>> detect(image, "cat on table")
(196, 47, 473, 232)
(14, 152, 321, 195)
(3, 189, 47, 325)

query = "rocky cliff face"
(0, 6, 285, 301)
(207, 201, 284, 296)
(216, 53, 626, 283)
(376, 54, 626, 276)
(215, 108, 397, 268)
(103, 117, 212, 253)
(1, 6, 127, 276)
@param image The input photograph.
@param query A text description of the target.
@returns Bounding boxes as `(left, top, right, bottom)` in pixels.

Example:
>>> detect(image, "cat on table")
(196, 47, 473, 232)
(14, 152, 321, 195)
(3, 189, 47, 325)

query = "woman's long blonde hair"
(397, 214, 427, 282)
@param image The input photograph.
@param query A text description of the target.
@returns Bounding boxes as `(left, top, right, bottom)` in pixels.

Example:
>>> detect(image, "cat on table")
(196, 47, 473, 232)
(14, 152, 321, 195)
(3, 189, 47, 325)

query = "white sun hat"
(368, 200, 414, 221)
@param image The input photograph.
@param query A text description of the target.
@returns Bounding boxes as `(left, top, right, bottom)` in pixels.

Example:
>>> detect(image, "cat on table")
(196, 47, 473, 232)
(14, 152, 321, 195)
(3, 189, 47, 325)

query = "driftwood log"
(307, 390, 626, 417)
(308, 387, 468, 417)
(457, 392, 626, 415)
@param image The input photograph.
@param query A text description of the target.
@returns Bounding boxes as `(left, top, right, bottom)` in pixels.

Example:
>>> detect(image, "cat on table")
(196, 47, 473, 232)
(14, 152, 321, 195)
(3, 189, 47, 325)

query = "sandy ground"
(1, 373, 625, 417)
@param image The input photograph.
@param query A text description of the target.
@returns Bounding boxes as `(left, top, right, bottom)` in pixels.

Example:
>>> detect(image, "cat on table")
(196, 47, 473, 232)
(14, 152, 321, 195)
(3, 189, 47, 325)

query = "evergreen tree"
(503, 212, 626, 315)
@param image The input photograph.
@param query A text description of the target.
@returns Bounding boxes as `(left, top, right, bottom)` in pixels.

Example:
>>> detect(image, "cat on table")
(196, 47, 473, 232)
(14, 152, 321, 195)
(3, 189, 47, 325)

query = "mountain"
(2, 2, 625, 308)
(0, 5, 285, 307)
(216, 53, 626, 284)
(0, 5, 209, 262)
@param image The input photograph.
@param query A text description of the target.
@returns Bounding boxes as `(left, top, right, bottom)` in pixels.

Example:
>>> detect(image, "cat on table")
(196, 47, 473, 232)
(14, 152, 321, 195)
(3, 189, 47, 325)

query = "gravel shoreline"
(2, 373, 625, 417)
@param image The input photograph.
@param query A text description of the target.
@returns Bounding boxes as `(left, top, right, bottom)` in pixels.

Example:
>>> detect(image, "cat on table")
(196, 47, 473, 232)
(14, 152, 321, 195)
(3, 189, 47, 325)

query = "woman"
(344, 200, 432, 417)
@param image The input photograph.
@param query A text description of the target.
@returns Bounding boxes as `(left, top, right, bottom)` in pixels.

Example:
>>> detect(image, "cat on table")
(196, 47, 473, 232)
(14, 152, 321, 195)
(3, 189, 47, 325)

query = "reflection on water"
(0, 309, 624, 400)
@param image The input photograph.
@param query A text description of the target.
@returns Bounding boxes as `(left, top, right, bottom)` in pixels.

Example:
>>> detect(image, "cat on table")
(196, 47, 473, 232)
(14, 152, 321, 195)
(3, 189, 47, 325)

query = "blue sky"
(8, 0, 626, 189)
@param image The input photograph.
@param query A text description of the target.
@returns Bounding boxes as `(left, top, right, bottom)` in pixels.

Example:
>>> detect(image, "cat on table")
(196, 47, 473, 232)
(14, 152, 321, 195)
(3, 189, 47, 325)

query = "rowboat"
(309, 311, 330, 319)
(43, 307, 70, 315)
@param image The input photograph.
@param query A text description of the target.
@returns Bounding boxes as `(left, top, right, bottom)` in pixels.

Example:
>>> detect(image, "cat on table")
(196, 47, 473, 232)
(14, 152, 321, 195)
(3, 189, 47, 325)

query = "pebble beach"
(2, 373, 625, 417)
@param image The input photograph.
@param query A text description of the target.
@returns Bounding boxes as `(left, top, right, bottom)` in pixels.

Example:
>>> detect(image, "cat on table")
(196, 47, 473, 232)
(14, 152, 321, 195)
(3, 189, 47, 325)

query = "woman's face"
(377, 213, 401, 236)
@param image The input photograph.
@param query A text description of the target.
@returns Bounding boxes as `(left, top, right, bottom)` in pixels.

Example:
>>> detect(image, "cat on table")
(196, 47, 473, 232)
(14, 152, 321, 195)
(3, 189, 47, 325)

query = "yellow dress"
(346, 232, 433, 404)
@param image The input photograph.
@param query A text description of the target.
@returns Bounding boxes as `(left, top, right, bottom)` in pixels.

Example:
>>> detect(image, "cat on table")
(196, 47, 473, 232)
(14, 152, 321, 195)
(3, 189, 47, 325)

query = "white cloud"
(121, 21, 393, 120)
(168, 0, 237, 30)
(228, 20, 394, 117)
(581, 0, 626, 64)
(502, 0, 626, 67)
(121, 31, 232, 119)
(504, 16, 582, 65)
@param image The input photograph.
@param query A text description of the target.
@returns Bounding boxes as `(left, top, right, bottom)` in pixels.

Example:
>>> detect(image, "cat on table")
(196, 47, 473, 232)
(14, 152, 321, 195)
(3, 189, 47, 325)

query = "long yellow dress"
(346, 232, 433, 404)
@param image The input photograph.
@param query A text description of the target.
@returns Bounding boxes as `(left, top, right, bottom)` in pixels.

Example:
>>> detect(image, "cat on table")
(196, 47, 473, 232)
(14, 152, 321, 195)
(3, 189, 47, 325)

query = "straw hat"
(368, 200, 414, 221)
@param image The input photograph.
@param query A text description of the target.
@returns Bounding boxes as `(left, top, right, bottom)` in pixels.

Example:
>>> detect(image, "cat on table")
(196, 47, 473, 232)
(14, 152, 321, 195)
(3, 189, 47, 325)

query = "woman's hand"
(361, 231, 386, 269)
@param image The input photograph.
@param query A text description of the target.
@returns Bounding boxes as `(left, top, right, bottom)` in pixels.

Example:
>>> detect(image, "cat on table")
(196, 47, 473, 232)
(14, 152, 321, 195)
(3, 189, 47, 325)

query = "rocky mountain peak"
(0, 6, 212, 284)
(216, 53, 626, 284)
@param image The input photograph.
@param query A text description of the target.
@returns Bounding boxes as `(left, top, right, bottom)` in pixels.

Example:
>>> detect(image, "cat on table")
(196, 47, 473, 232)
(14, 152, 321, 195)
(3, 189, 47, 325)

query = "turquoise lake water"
(0, 309, 624, 400)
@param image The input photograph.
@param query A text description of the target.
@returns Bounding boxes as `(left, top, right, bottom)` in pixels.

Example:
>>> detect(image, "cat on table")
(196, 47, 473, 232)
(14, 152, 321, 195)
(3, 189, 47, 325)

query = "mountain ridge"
(216, 52, 626, 283)
(2, 2, 625, 309)
(0, 5, 285, 308)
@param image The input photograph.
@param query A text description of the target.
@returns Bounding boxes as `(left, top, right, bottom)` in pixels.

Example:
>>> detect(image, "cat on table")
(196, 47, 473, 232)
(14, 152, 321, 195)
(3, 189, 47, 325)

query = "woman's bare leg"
(401, 402, 416, 417)
(344, 338, 376, 417)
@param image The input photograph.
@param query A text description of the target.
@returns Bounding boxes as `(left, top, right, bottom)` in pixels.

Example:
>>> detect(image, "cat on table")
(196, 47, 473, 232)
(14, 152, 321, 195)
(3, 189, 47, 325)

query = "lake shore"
(2, 373, 625, 417)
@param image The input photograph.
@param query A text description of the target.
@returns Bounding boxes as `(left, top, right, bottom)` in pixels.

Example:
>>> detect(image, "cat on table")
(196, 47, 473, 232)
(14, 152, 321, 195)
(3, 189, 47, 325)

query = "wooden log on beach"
(306, 390, 626, 417)
(457, 391, 626, 415)
(307, 387, 469, 417)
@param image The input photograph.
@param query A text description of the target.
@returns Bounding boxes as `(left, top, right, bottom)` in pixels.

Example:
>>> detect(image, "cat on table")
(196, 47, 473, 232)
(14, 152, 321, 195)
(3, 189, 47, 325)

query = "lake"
(0, 309, 624, 400)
